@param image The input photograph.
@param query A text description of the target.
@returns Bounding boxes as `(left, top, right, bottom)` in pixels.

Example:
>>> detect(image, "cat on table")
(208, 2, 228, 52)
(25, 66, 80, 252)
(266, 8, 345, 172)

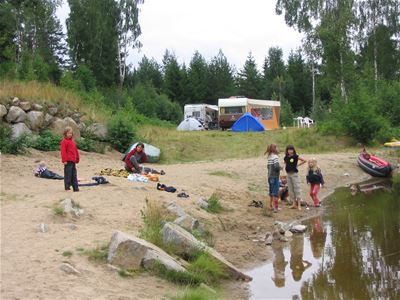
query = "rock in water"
(107, 231, 186, 272)
(290, 225, 307, 233)
(6, 106, 27, 123)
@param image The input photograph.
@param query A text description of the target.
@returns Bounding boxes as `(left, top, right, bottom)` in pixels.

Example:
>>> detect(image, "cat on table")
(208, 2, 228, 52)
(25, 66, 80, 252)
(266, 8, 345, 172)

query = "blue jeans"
(268, 177, 280, 197)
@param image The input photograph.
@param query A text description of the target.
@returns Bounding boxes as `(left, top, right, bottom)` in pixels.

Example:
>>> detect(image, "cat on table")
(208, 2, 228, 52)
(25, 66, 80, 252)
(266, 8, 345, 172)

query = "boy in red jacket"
(60, 126, 80, 192)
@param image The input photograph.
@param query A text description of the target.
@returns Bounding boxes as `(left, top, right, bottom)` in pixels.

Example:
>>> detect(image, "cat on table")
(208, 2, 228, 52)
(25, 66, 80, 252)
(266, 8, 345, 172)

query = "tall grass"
(139, 126, 356, 164)
(0, 80, 111, 123)
(139, 199, 169, 248)
(170, 287, 219, 300)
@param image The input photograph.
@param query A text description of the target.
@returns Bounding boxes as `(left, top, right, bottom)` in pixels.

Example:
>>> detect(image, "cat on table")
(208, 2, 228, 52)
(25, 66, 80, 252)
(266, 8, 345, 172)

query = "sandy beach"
(1, 149, 369, 299)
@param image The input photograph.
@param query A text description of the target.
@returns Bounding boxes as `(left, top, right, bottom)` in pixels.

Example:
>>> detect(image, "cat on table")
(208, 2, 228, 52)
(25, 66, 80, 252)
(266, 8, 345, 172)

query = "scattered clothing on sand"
(98, 168, 130, 178)
(177, 192, 189, 198)
(127, 174, 148, 182)
(157, 183, 177, 193)
(248, 200, 264, 208)
(78, 176, 110, 187)
(34, 163, 63, 180)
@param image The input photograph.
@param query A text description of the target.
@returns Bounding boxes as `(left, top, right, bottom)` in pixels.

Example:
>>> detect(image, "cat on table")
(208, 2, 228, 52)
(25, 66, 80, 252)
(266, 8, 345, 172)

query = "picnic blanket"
(98, 168, 130, 178)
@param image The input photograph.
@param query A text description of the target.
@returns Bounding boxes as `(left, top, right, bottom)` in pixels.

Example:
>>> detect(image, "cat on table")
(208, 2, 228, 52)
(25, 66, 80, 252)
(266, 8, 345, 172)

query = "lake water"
(247, 181, 400, 300)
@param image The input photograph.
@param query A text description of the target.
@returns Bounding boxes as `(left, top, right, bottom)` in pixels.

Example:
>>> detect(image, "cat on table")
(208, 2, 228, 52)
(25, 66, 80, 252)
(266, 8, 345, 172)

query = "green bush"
(206, 194, 223, 214)
(30, 130, 62, 151)
(0, 123, 28, 154)
(279, 97, 294, 127)
(107, 112, 136, 152)
(75, 137, 96, 152)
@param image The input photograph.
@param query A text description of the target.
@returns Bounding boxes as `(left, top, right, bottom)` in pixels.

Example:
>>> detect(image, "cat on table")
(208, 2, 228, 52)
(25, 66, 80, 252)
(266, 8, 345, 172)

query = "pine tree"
(208, 50, 236, 102)
(187, 51, 209, 103)
(162, 50, 183, 104)
(237, 52, 262, 99)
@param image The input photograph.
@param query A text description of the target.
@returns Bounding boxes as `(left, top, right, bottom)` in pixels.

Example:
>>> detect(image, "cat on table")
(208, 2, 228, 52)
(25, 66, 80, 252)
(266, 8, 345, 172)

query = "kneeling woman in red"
(306, 158, 324, 207)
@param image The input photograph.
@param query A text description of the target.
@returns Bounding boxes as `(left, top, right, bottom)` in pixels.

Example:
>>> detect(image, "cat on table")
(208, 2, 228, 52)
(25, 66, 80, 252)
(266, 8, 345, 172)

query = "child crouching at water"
(306, 158, 324, 207)
(265, 144, 281, 213)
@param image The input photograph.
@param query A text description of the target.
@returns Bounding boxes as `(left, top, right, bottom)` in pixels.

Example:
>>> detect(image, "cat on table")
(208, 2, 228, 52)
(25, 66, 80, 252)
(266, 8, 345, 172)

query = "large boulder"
(107, 231, 186, 272)
(64, 117, 80, 138)
(166, 202, 186, 217)
(44, 113, 54, 127)
(27, 111, 45, 131)
(87, 123, 108, 140)
(6, 106, 27, 123)
(161, 222, 252, 281)
(0, 105, 7, 119)
(19, 101, 31, 111)
(10, 123, 32, 139)
(50, 118, 67, 135)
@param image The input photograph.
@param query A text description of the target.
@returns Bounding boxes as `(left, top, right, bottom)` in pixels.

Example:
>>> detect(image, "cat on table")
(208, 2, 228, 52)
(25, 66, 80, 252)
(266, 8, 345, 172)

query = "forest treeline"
(1, 0, 399, 143)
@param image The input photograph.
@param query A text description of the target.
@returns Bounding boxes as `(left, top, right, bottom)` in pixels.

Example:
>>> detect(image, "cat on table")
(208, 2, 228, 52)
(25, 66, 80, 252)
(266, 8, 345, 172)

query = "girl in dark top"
(284, 145, 306, 210)
(306, 158, 324, 207)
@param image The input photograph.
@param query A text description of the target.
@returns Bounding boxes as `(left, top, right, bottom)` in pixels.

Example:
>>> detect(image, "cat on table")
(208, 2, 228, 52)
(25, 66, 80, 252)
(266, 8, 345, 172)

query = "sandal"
(177, 192, 189, 198)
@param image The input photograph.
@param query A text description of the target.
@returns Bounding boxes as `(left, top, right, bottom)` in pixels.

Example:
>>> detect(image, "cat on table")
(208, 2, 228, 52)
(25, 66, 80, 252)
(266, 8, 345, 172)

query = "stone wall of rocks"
(0, 97, 108, 141)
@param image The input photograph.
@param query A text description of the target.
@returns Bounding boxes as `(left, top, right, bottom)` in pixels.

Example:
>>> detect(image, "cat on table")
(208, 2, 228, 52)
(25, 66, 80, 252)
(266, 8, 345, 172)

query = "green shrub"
(206, 194, 222, 214)
(75, 137, 96, 152)
(30, 130, 62, 151)
(0, 123, 28, 154)
(108, 112, 136, 152)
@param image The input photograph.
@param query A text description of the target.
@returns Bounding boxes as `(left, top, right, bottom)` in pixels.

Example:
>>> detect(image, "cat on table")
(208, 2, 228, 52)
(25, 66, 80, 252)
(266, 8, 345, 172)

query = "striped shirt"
(267, 154, 280, 178)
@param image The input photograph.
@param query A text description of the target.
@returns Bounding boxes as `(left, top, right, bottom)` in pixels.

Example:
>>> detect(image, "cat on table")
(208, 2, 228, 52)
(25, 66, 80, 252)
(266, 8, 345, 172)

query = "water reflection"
(248, 184, 400, 299)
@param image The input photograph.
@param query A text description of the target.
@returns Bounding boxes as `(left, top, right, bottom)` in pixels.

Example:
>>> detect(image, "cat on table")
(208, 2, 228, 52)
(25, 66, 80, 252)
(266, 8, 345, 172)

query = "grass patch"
(80, 244, 108, 262)
(62, 250, 73, 257)
(191, 229, 215, 248)
(139, 199, 169, 248)
(170, 287, 219, 300)
(118, 268, 141, 278)
(208, 170, 239, 179)
(186, 252, 227, 285)
(148, 261, 203, 286)
(206, 194, 223, 214)
(248, 183, 263, 193)
(53, 205, 65, 216)
(139, 125, 357, 164)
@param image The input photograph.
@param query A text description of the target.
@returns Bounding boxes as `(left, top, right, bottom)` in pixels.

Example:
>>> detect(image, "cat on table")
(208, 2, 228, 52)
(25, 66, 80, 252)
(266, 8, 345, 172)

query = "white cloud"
(57, 0, 303, 70)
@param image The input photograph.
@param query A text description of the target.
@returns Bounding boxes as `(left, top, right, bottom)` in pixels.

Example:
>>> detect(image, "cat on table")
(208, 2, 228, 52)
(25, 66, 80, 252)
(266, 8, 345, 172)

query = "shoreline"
(0, 150, 372, 299)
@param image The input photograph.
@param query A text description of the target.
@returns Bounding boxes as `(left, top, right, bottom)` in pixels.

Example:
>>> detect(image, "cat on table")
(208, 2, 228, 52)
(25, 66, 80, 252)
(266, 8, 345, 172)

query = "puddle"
(247, 181, 400, 299)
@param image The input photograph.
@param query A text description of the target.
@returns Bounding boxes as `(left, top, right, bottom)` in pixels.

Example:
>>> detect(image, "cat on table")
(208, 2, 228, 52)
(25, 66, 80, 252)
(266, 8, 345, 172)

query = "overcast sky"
(57, 0, 303, 71)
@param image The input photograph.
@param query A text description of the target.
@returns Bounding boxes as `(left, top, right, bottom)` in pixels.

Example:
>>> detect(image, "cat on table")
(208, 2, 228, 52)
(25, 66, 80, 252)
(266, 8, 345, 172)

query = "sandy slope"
(0, 149, 369, 299)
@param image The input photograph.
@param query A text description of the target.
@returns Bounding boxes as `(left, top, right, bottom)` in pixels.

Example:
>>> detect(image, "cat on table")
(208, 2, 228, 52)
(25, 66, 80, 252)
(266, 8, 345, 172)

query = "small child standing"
(306, 158, 324, 207)
(284, 145, 306, 210)
(60, 126, 80, 192)
(265, 144, 281, 213)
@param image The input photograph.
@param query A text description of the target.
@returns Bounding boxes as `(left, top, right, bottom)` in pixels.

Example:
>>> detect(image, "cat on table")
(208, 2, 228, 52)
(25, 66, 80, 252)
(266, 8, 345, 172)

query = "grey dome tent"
(176, 118, 204, 131)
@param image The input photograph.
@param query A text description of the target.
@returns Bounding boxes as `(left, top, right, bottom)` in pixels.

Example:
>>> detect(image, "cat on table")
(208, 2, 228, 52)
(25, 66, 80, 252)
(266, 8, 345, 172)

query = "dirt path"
(0, 149, 369, 299)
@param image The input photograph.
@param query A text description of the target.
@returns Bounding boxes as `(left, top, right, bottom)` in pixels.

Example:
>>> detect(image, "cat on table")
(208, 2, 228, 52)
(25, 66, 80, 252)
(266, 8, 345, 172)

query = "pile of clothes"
(98, 168, 130, 178)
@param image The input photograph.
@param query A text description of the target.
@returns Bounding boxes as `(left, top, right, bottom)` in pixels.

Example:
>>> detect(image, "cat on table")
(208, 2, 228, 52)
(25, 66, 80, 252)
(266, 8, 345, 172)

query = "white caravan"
(183, 104, 219, 129)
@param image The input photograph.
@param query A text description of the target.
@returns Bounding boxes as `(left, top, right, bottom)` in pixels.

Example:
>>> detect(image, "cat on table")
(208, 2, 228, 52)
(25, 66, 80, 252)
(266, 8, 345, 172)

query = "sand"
(0, 149, 369, 299)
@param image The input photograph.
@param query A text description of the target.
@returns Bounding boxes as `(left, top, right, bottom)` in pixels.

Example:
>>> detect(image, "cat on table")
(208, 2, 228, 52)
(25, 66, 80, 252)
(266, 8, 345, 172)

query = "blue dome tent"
(231, 112, 265, 132)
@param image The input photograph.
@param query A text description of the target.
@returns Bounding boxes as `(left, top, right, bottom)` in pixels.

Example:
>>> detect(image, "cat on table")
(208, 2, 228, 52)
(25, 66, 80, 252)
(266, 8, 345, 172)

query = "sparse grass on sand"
(62, 251, 73, 257)
(170, 286, 219, 300)
(139, 125, 356, 164)
(205, 194, 223, 214)
(78, 244, 108, 262)
(208, 170, 239, 179)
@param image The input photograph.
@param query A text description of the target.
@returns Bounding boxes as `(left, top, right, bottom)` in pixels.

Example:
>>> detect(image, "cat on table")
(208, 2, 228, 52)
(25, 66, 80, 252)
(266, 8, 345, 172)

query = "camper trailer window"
(221, 106, 245, 114)
(192, 111, 200, 118)
(251, 107, 273, 120)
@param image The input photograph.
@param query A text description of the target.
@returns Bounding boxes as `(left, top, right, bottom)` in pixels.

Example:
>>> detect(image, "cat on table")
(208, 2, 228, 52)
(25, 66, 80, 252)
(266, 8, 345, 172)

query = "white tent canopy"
(176, 118, 205, 131)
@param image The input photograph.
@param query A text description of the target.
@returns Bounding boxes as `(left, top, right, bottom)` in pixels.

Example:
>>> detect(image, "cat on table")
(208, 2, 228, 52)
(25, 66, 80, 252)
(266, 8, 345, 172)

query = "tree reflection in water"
(300, 186, 400, 300)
